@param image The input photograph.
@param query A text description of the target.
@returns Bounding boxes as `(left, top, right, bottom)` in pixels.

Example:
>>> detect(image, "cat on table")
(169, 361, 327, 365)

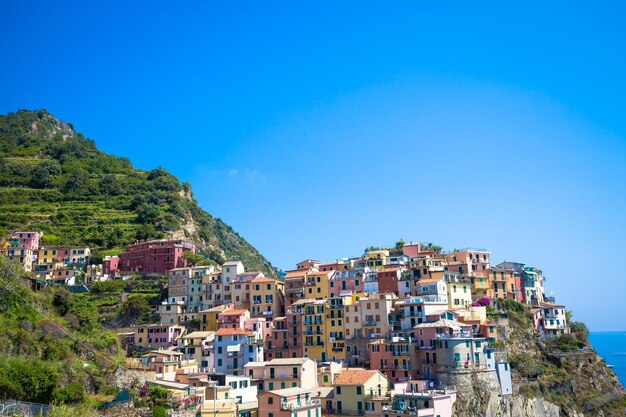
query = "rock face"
(449, 301, 626, 416)
(484, 394, 567, 417)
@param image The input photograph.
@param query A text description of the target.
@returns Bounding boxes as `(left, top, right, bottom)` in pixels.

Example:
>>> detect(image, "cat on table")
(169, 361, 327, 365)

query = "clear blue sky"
(2, 1, 625, 331)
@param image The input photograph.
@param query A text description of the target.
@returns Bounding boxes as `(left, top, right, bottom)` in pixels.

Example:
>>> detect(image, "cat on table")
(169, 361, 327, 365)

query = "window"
(268, 398, 273, 405)
(356, 386, 362, 395)
(336, 386, 342, 394)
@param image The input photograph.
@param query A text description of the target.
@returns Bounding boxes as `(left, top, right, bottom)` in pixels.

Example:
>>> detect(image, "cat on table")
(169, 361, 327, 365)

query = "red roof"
(214, 328, 253, 336)
(219, 309, 249, 316)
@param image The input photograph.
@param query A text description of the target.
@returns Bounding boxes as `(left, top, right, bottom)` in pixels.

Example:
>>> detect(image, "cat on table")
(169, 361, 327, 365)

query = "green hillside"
(0, 109, 275, 275)
(0, 255, 121, 403)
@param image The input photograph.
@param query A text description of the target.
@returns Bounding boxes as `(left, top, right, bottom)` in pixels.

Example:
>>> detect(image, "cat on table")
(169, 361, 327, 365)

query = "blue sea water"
(589, 331, 626, 386)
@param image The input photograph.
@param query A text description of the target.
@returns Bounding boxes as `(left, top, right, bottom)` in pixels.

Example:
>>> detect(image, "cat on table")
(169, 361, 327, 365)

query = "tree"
(395, 239, 406, 250)
(119, 297, 152, 325)
(183, 252, 209, 267)
(67, 296, 98, 331)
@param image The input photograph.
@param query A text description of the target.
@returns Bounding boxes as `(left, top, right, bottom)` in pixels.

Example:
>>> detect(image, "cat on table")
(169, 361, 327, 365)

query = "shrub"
(153, 405, 167, 417)
(47, 404, 96, 417)
(52, 383, 85, 404)
(149, 385, 169, 400)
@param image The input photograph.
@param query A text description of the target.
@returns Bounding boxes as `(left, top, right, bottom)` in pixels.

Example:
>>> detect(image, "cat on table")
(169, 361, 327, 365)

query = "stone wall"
(115, 368, 156, 389)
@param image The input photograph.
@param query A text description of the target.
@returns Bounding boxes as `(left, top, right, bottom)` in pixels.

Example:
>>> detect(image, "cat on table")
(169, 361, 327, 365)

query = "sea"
(589, 331, 626, 386)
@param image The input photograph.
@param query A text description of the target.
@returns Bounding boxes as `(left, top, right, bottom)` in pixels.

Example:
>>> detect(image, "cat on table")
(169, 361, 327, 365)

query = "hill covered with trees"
(0, 109, 275, 275)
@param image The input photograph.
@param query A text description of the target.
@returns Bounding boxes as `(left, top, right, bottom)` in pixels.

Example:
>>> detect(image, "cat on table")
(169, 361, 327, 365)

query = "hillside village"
(0, 231, 581, 417)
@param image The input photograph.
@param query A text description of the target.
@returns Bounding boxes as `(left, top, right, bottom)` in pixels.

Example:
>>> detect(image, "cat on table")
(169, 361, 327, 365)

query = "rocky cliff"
(450, 301, 625, 416)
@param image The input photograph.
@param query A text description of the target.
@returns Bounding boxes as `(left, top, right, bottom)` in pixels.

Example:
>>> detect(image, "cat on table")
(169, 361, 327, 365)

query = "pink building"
(118, 239, 196, 275)
(216, 309, 250, 330)
(134, 324, 185, 349)
(328, 270, 364, 298)
(9, 231, 42, 250)
(267, 317, 289, 360)
(401, 242, 421, 258)
(258, 387, 321, 417)
(369, 337, 420, 385)
(245, 317, 274, 341)
(103, 255, 120, 277)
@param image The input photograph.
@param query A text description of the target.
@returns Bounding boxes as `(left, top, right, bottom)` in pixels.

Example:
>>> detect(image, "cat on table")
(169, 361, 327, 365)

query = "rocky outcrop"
(484, 393, 570, 417)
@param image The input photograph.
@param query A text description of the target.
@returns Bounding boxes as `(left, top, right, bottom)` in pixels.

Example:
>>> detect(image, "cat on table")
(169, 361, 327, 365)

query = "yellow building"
(471, 272, 491, 300)
(444, 272, 474, 309)
(364, 249, 389, 270)
(328, 296, 348, 362)
(304, 271, 333, 300)
(332, 369, 389, 416)
(200, 304, 232, 332)
(249, 277, 285, 320)
(300, 299, 330, 362)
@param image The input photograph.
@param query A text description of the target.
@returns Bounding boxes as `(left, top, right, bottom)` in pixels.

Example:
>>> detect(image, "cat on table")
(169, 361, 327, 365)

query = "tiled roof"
(214, 328, 253, 336)
(413, 319, 465, 329)
(183, 331, 214, 339)
(334, 369, 380, 385)
(418, 277, 444, 284)
(251, 277, 277, 283)
(219, 309, 249, 316)
(268, 357, 310, 365)
(202, 305, 231, 313)
(285, 270, 307, 279)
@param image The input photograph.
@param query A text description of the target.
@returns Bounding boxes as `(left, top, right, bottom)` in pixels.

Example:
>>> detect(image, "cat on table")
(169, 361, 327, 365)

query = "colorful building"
(250, 277, 285, 320)
(258, 387, 322, 417)
(331, 369, 390, 416)
(118, 239, 196, 275)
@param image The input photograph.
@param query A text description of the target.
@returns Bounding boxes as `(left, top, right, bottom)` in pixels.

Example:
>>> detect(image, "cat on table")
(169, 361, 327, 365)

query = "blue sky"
(2, 1, 625, 330)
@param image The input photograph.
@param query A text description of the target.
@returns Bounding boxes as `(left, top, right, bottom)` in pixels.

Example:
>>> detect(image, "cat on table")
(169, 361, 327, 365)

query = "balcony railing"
(363, 321, 377, 326)
(434, 332, 473, 339)
(280, 399, 321, 411)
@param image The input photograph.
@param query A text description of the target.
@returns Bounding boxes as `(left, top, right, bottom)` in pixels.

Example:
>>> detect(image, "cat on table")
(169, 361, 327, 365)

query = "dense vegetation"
(0, 255, 121, 403)
(0, 109, 275, 274)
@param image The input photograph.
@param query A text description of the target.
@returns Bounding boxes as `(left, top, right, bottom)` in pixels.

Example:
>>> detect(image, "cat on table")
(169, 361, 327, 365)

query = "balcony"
(434, 331, 473, 339)
(382, 406, 435, 416)
(280, 399, 321, 411)
(227, 352, 242, 358)
(363, 321, 377, 327)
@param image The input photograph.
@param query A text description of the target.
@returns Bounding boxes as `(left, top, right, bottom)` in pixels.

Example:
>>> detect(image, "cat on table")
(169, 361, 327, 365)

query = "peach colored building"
(285, 269, 308, 307)
(444, 249, 490, 276)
